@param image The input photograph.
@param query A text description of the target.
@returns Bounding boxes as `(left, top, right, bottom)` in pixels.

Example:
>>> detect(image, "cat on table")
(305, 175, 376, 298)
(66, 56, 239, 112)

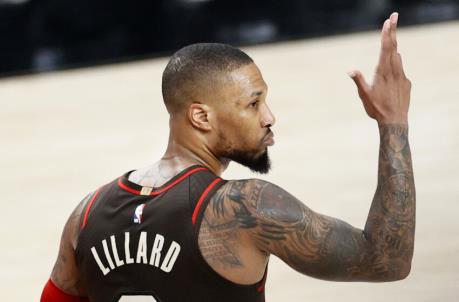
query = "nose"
(260, 103, 276, 128)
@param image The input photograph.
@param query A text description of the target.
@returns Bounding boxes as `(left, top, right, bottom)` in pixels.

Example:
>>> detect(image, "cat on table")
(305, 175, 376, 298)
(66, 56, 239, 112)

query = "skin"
(48, 12, 414, 296)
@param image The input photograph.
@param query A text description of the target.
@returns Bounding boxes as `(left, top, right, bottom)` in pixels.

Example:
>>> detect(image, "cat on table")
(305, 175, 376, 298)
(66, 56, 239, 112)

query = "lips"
(262, 132, 275, 146)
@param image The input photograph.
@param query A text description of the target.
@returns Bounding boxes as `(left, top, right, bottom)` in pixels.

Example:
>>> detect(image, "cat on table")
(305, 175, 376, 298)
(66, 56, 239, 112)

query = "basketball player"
(41, 12, 415, 302)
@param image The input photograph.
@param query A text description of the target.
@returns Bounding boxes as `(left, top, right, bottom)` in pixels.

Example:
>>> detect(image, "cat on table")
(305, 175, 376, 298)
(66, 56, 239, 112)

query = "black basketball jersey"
(75, 165, 267, 302)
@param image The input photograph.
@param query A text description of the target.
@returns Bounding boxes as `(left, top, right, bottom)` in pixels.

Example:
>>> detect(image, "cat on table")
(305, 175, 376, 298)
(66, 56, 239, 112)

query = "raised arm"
(213, 154, 414, 282)
(203, 13, 414, 282)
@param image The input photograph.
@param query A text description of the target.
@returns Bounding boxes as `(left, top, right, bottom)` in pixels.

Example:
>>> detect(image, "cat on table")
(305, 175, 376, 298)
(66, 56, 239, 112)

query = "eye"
(249, 100, 259, 108)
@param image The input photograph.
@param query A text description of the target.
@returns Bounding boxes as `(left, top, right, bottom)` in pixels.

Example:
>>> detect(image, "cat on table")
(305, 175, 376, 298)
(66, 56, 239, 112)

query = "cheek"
(237, 113, 263, 143)
(223, 123, 261, 152)
(215, 108, 262, 149)
(218, 124, 246, 150)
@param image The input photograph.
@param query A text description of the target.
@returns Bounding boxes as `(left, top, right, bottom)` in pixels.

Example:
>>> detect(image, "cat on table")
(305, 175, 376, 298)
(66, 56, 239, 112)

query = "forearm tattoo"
(363, 124, 415, 278)
(203, 124, 415, 281)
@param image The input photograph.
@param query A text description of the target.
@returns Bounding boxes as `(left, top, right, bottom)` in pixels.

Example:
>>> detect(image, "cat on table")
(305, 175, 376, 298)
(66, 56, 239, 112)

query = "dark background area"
(1, 0, 458, 77)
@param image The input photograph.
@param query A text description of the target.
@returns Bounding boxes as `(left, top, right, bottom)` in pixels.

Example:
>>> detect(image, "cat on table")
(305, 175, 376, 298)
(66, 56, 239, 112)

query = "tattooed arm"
(47, 195, 90, 295)
(211, 128, 414, 282)
(260, 121, 414, 281)
(205, 124, 415, 282)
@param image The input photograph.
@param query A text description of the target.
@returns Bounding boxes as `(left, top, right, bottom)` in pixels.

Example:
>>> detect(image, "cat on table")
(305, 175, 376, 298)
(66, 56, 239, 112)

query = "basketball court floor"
(1, 20, 458, 301)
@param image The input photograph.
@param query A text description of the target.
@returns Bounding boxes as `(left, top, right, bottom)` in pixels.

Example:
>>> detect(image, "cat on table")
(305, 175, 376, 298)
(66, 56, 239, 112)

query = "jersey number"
(118, 295, 157, 302)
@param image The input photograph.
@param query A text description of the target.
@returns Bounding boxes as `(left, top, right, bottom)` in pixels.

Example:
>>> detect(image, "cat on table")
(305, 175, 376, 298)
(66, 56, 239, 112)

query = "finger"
(348, 70, 370, 96)
(381, 19, 393, 54)
(391, 52, 406, 78)
(377, 19, 392, 73)
(389, 12, 399, 50)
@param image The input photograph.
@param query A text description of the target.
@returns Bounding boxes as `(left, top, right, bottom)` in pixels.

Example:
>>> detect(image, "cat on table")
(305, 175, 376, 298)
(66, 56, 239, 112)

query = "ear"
(188, 103, 212, 131)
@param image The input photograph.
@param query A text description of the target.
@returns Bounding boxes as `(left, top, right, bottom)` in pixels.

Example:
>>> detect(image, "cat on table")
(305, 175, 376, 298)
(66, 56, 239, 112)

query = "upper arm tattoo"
(198, 217, 243, 269)
(205, 125, 415, 282)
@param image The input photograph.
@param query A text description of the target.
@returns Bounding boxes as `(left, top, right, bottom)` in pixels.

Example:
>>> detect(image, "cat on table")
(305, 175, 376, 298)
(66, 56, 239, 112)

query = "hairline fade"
(162, 43, 254, 114)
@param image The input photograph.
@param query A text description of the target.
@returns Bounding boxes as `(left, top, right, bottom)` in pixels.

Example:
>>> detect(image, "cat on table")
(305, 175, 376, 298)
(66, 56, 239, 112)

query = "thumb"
(347, 70, 370, 95)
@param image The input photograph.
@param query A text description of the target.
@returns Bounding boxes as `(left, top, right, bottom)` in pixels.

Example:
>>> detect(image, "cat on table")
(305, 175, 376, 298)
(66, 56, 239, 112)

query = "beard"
(225, 148, 271, 174)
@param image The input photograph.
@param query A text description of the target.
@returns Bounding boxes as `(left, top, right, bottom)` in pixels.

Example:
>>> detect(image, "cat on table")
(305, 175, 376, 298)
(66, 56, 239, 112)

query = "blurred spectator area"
(1, 0, 458, 76)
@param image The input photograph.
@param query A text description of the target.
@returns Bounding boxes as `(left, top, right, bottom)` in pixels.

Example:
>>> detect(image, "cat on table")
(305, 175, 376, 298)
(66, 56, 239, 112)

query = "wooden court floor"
(1, 21, 458, 301)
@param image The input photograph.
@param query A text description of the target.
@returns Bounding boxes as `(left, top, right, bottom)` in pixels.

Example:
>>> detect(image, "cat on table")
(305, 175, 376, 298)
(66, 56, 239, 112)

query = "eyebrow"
(250, 91, 263, 97)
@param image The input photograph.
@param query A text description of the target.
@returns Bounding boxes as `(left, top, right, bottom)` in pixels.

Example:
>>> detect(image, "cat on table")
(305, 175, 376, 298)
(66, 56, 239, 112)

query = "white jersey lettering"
(149, 234, 164, 267)
(91, 231, 181, 276)
(160, 241, 181, 273)
(91, 246, 110, 275)
(111, 235, 125, 267)
(102, 239, 115, 270)
(136, 231, 148, 264)
(125, 232, 134, 264)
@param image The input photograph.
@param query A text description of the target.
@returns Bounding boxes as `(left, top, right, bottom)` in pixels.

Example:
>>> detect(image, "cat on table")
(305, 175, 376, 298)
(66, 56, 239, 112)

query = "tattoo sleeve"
(207, 123, 415, 282)
(361, 124, 415, 279)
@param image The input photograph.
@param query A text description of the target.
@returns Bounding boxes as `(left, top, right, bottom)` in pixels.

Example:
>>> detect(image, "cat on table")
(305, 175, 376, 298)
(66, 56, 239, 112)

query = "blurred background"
(1, 0, 459, 77)
(1, 1, 459, 301)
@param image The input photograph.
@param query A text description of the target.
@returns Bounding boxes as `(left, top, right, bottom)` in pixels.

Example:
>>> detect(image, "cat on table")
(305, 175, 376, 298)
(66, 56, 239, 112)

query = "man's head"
(162, 43, 276, 173)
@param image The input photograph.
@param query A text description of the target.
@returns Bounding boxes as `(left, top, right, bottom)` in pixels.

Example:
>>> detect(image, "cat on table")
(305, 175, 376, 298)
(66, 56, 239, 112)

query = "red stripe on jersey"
(192, 178, 223, 225)
(80, 189, 101, 229)
(151, 167, 207, 196)
(118, 167, 207, 196)
(257, 276, 266, 293)
(257, 265, 268, 293)
(117, 178, 139, 194)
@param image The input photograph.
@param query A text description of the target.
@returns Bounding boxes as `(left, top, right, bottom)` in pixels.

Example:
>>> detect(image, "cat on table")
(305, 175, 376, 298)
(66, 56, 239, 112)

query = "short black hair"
(162, 43, 254, 113)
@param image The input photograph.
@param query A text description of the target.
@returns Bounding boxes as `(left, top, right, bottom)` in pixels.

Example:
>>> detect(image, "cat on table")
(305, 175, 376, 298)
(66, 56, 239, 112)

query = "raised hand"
(349, 12, 411, 125)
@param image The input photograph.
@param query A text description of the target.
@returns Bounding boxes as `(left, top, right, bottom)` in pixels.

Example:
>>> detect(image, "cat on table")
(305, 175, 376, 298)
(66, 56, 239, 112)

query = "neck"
(162, 132, 228, 177)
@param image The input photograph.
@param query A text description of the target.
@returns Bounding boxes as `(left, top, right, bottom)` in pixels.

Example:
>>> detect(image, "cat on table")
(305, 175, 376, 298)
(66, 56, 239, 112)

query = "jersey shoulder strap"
(79, 182, 114, 230)
(189, 168, 227, 228)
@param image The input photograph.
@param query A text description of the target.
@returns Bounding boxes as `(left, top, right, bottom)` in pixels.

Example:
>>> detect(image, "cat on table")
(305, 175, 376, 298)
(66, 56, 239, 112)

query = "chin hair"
(226, 149, 271, 174)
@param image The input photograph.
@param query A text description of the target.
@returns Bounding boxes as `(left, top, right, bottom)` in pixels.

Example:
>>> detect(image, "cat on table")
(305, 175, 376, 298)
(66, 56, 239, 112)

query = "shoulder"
(209, 178, 306, 229)
(214, 179, 267, 205)
(203, 178, 313, 257)
(50, 193, 94, 295)
(65, 192, 94, 249)
(209, 179, 266, 217)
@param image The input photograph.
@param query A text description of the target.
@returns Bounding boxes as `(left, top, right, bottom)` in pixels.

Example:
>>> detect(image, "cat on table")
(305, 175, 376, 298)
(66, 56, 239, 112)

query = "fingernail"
(384, 19, 390, 31)
(391, 12, 399, 24)
(347, 71, 356, 78)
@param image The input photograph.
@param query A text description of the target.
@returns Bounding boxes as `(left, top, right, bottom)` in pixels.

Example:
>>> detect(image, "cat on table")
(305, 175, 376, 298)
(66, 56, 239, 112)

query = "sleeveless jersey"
(75, 165, 267, 302)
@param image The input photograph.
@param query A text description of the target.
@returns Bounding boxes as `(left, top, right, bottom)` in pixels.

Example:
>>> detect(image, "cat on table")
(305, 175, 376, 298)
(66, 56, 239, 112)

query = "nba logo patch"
(133, 204, 146, 224)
